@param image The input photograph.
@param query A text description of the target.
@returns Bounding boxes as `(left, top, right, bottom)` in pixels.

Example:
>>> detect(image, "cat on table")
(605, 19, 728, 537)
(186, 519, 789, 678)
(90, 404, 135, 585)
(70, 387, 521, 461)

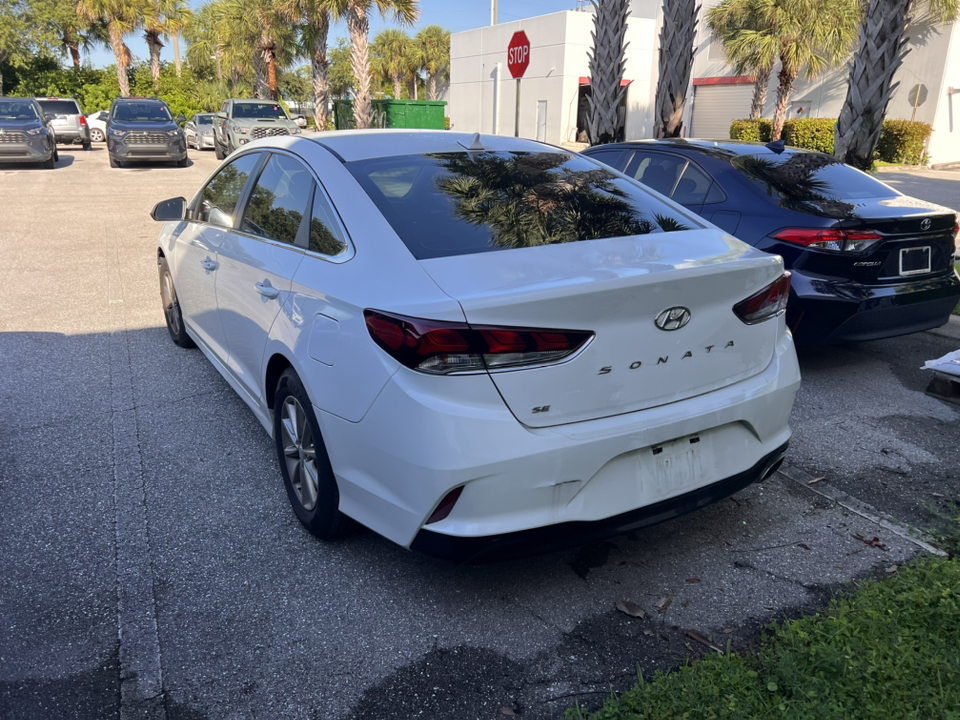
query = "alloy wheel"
(280, 396, 319, 511)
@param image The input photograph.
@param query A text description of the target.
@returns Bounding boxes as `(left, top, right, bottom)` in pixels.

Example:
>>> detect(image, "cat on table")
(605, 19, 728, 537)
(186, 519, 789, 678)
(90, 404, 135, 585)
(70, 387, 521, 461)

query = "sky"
(83, 0, 587, 69)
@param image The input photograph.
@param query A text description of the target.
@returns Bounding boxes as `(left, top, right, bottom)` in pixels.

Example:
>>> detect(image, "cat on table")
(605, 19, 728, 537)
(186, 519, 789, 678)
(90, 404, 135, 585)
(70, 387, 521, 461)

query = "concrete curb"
(778, 462, 947, 557)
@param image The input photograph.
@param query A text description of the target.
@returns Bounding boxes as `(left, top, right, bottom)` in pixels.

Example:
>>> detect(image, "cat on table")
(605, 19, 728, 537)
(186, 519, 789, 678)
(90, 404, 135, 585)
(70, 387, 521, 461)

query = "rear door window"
(36, 100, 81, 115)
(240, 153, 313, 245)
(347, 150, 701, 259)
(308, 189, 350, 257)
(196, 152, 262, 228)
(625, 152, 723, 209)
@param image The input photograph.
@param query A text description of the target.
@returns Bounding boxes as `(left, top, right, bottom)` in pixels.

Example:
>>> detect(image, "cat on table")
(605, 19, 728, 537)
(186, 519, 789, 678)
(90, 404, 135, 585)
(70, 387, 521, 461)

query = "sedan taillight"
(364, 310, 593, 375)
(733, 272, 791, 325)
(774, 228, 883, 253)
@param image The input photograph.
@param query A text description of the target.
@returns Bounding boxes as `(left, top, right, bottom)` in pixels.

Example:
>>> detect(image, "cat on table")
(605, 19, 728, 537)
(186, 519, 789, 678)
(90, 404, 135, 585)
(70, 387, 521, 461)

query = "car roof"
(112, 97, 167, 105)
(308, 130, 561, 162)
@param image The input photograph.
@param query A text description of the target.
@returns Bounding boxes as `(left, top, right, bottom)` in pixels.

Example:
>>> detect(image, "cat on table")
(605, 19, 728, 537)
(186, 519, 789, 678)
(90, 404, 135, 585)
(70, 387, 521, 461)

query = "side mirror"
(97, 112, 108, 121)
(294, 115, 307, 128)
(177, 115, 187, 123)
(44, 113, 55, 122)
(216, 111, 227, 119)
(151, 196, 187, 222)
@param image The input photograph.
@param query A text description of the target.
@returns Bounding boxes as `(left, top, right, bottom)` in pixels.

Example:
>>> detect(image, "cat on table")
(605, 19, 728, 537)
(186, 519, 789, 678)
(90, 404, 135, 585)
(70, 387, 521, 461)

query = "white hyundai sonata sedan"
(152, 130, 801, 562)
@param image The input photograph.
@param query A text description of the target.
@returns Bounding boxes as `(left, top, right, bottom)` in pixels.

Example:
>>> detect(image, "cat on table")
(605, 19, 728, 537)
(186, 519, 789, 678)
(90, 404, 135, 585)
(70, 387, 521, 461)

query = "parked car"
(105, 97, 187, 168)
(34, 97, 90, 150)
(212, 99, 303, 160)
(0, 97, 58, 168)
(86, 110, 108, 142)
(151, 130, 800, 562)
(583, 139, 960, 344)
(184, 113, 216, 150)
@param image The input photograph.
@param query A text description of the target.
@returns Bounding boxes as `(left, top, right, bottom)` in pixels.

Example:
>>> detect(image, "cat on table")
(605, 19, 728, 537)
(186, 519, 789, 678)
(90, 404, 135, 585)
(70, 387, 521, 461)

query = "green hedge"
(781, 118, 836, 154)
(729, 119, 772, 142)
(876, 120, 932, 164)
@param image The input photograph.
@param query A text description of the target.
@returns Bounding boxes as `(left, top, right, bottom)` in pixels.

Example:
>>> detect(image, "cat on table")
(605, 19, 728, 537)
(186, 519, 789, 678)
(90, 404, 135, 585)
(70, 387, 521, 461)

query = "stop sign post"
(507, 31, 531, 137)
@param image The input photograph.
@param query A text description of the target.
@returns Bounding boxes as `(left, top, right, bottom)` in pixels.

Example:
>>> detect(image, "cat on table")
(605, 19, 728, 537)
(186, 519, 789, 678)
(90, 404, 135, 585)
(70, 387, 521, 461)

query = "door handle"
(200, 257, 218, 273)
(255, 281, 280, 300)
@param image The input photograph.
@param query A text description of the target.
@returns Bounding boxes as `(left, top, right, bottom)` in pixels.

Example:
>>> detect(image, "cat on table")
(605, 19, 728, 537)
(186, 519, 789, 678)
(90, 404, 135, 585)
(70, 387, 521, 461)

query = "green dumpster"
(334, 99, 447, 130)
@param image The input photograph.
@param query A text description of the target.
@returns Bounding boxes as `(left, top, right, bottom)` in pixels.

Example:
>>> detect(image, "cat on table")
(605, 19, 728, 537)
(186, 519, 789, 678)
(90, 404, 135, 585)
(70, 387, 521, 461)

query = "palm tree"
(32, 0, 107, 70)
(165, 0, 191, 77)
(371, 28, 415, 98)
(654, 0, 698, 138)
(706, 0, 772, 119)
(217, 0, 294, 100)
(711, 0, 861, 142)
(834, 0, 959, 170)
(279, 0, 339, 130)
(142, 0, 168, 87)
(337, 0, 418, 129)
(416, 25, 449, 101)
(77, 0, 142, 96)
(586, 0, 630, 144)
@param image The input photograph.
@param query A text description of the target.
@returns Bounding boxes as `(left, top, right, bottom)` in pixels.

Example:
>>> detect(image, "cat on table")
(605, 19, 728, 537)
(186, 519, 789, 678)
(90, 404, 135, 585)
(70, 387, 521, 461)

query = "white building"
(448, 3, 660, 146)
(449, 2, 960, 165)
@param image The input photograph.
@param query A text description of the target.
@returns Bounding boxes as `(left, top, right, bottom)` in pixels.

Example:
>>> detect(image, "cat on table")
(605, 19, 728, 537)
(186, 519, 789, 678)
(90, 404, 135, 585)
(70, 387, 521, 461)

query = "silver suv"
(213, 99, 303, 159)
(34, 97, 90, 150)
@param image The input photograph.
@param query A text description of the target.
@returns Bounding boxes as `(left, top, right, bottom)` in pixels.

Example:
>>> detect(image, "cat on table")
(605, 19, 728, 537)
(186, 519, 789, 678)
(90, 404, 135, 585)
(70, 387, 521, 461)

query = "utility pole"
(491, 0, 498, 24)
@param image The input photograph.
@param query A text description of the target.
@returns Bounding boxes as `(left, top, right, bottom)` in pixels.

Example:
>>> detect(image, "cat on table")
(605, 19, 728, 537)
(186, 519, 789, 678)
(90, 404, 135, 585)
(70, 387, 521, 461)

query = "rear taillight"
(733, 272, 791, 325)
(80, 116, 87, 126)
(364, 310, 593, 375)
(774, 228, 883, 252)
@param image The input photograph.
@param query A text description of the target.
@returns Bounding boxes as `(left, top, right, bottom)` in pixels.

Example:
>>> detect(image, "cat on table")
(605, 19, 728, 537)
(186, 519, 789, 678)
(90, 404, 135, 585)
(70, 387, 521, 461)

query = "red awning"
(579, 77, 632, 87)
(693, 76, 756, 86)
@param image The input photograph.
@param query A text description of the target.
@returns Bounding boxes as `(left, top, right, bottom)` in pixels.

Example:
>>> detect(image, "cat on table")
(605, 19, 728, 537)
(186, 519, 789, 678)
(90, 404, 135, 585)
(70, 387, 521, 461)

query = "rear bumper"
(788, 270, 960, 344)
(53, 128, 89, 143)
(318, 331, 800, 558)
(411, 442, 788, 563)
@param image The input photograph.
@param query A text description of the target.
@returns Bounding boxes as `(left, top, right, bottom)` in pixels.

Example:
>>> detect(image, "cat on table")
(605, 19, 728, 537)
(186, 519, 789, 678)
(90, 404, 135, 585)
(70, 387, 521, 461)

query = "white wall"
(449, 10, 657, 145)
(929, 22, 960, 166)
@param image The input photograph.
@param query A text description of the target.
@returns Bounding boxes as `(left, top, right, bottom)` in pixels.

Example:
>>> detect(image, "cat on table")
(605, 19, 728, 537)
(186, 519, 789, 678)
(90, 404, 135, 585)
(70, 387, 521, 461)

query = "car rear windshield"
(0, 101, 40, 120)
(113, 103, 172, 122)
(233, 103, 287, 119)
(36, 99, 81, 115)
(346, 151, 701, 259)
(731, 153, 898, 201)
(196, 115, 214, 124)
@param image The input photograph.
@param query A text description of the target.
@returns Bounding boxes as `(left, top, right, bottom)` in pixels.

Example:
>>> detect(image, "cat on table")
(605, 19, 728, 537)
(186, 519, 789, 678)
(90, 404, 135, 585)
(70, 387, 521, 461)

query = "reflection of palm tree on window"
(432, 152, 661, 250)
(734, 156, 856, 218)
(244, 185, 304, 244)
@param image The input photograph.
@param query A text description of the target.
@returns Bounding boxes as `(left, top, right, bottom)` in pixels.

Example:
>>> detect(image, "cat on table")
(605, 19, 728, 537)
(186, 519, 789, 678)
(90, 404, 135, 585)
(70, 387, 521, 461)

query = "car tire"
(158, 256, 195, 349)
(42, 154, 55, 169)
(177, 157, 188, 167)
(274, 369, 344, 540)
(53, 148, 59, 162)
(109, 156, 121, 168)
(82, 141, 91, 151)
(214, 141, 224, 160)
(90, 128, 104, 142)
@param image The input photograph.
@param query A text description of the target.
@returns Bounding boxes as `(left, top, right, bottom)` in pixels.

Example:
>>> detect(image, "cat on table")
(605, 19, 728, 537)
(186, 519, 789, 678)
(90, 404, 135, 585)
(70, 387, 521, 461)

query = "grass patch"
(568, 555, 960, 720)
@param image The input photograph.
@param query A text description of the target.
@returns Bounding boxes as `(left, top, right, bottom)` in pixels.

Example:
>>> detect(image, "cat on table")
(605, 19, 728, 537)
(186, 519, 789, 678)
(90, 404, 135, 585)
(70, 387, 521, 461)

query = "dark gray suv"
(0, 98, 58, 168)
(106, 97, 187, 168)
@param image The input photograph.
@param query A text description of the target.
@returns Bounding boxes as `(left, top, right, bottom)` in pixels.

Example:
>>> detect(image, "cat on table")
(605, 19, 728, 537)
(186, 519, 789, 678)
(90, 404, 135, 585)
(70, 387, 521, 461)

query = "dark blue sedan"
(583, 139, 960, 344)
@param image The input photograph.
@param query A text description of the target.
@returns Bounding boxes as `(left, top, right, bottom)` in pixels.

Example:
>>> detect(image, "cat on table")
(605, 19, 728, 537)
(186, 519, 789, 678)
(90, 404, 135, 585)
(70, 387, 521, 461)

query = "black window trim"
(624, 149, 728, 206)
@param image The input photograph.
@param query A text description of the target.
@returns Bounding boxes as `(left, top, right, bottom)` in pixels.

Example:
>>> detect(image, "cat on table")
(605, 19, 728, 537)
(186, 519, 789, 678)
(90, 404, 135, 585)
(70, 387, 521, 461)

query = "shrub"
(875, 120, 932, 165)
(782, 118, 836, 154)
(729, 119, 772, 142)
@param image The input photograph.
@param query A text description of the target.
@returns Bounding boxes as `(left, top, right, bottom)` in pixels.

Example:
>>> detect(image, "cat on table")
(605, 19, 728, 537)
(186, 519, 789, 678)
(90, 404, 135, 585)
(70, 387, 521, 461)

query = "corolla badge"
(654, 306, 692, 331)
(920, 218, 932, 231)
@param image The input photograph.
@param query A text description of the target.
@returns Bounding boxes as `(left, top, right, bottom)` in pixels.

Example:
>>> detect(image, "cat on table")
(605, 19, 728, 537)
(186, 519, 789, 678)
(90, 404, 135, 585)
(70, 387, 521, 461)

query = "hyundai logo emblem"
(654, 307, 692, 331)
(920, 218, 932, 231)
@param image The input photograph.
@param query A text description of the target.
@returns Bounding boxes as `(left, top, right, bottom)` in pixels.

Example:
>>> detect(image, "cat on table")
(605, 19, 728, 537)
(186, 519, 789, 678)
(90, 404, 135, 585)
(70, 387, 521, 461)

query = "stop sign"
(507, 31, 531, 79)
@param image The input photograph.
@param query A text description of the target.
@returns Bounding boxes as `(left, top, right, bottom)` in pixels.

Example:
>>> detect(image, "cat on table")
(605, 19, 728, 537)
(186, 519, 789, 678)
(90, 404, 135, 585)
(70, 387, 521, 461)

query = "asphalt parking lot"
(1, 145, 958, 720)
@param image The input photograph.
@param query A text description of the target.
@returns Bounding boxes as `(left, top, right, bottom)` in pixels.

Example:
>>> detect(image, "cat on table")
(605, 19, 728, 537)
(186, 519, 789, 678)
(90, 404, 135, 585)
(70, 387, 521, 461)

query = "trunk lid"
(420, 230, 785, 428)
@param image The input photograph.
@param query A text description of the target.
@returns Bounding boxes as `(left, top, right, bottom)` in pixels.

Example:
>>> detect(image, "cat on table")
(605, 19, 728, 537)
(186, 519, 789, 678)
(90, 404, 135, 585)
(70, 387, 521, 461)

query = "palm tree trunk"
(834, 0, 911, 170)
(173, 34, 182, 77)
(654, 0, 698, 138)
(266, 46, 279, 101)
(428, 74, 437, 101)
(311, 14, 330, 131)
(771, 61, 797, 141)
(347, 2, 372, 129)
(110, 22, 131, 97)
(146, 30, 163, 88)
(586, 0, 630, 144)
(66, 35, 82, 69)
(254, 53, 269, 99)
(750, 67, 770, 120)
(393, 76, 402, 99)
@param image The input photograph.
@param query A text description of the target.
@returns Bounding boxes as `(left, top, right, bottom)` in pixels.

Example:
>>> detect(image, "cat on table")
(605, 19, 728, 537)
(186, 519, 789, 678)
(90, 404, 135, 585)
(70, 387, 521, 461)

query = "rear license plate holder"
(899, 246, 931, 276)
(52, 118, 67, 125)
